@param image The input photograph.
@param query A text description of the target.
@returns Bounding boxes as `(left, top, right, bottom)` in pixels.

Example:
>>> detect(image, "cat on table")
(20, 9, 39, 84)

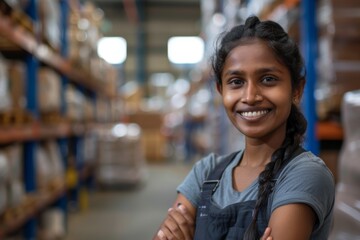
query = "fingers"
(157, 229, 167, 240)
(157, 204, 195, 240)
(261, 227, 272, 240)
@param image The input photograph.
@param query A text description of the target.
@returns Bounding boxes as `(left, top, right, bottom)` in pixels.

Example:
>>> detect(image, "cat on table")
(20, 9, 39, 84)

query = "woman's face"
(218, 39, 296, 142)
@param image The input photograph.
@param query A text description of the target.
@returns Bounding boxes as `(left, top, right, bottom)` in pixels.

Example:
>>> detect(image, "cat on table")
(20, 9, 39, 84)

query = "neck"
(242, 131, 286, 168)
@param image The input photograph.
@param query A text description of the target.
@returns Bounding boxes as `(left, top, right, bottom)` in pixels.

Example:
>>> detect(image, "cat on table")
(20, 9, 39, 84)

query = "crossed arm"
(153, 193, 316, 240)
(153, 194, 316, 240)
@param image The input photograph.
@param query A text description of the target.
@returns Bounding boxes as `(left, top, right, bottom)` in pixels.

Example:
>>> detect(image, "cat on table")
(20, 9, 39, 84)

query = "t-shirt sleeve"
(176, 153, 220, 207)
(271, 152, 335, 232)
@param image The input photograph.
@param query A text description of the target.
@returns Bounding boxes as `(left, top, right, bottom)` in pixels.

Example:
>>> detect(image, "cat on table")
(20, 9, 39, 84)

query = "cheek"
(222, 92, 237, 109)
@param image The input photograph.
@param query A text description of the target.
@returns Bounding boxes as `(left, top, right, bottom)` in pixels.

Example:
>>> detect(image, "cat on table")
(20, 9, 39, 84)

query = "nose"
(241, 82, 263, 105)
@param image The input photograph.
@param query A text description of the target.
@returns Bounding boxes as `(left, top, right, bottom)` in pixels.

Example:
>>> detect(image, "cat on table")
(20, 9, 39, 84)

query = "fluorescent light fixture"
(168, 36, 204, 65)
(97, 37, 127, 64)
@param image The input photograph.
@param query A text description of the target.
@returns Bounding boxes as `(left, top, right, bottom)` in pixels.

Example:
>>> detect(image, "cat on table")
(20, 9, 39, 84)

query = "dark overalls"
(194, 148, 305, 240)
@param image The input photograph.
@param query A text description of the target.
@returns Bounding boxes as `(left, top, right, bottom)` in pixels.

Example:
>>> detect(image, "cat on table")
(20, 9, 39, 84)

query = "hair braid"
(243, 105, 307, 239)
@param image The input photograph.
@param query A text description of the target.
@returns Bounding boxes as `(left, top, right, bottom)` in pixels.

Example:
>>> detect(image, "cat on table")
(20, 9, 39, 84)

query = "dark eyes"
(261, 76, 277, 85)
(226, 76, 278, 87)
(228, 79, 244, 86)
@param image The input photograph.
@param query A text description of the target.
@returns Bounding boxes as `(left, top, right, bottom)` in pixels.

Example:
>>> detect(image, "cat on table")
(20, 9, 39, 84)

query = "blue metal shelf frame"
(24, 0, 38, 239)
(135, 0, 146, 86)
(300, 0, 320, 155)
(58, 0, 70, 232)
(60, 0, 69, 115)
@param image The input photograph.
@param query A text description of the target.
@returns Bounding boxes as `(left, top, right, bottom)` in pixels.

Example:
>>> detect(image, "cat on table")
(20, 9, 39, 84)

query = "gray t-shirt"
(177, 150, 335, 239)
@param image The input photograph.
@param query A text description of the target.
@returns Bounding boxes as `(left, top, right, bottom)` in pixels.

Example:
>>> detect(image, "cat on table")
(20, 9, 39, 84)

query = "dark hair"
(211, 16, 307, 239)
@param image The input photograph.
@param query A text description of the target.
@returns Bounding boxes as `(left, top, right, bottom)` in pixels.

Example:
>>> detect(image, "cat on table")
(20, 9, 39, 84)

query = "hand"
(156, 204, 195, 240)
(261, 227, 272, 240)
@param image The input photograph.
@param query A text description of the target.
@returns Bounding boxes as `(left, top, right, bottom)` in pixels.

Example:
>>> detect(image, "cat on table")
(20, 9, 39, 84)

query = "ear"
(216, 82, 222, 95)
(293, 78, 305, 104)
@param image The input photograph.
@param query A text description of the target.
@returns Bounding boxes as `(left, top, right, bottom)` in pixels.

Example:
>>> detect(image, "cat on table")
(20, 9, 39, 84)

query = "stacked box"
(38, 0, 61, 51)
(38, 67, 61, 114)
(95, 123, 147, 186)
(317, 0, 360, 120)
(8, 61, 25, 112)
(127, 110, 166, 162)
(0, 54, 11, 112)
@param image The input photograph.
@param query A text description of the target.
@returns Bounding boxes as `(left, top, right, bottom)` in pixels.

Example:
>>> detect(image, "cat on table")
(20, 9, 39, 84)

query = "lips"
(238, 109, 271, 120)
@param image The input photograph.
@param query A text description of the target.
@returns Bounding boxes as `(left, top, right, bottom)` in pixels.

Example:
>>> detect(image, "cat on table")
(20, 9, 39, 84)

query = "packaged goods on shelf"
(0, 182, 7, 215)
(0, 152, 9, 214)
(316, 0, 360, 120)
(0, 54, 11, 112)
(95, 97, 111, 122)
(109, 97, 125, 122)
(127, 110, 166, 162)
(84, 97, 95, 122)
(38, 0, 60, 51)
(36, 141, 65, 192)
(8, 61, 25, 112)
(121, 81, 143, 113)
(95, 123, 147, 186)
(44, 141, 65, 181)
(38, 67, 61, 114)
(38, 208, 66, 240)
(68, 1, 103, 70)
(84, 132, 97, 164)
(7, 179, 25, 209)
(66, 85, 85, 122)
(330, 90, 360, 238)
(0, 151, 9, 183)
(5, 144, 23, 182)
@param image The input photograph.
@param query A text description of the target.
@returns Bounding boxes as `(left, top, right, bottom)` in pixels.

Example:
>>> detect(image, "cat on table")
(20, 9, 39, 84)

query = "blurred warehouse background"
(0, 0, 359, 239)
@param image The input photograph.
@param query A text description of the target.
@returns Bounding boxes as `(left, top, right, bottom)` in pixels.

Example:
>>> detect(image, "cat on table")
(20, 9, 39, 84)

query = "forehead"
(224, 39, 284, 69)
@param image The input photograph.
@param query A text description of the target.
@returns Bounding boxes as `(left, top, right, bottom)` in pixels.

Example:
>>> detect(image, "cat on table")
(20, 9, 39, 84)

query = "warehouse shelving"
(0, 185, 65, 238)
(0, 13, 114, 99)
(0, 0, 118, 239)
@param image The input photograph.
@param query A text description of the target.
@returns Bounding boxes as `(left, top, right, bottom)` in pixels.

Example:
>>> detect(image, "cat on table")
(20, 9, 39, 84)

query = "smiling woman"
(153, 16, 335, 240)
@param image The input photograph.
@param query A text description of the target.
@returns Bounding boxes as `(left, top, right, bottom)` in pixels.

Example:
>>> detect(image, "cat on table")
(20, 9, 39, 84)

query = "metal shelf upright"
(23, 1, 38, 239)
(301, 0, 320, 155)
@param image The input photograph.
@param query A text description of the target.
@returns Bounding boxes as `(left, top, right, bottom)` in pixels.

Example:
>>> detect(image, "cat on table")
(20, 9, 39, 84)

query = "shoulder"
(271, 151, 335, 233)
(281, 151, 334, 183)
(276, 150, 335, 196)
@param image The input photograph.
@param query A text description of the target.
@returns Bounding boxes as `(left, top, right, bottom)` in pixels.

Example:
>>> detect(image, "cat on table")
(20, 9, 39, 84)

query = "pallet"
(0, 110, 33, 126)
(40, 111, 65, 124)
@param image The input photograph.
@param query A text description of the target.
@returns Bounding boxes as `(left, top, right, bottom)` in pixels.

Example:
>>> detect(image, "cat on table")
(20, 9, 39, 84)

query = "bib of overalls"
(194, 147, 305, 240)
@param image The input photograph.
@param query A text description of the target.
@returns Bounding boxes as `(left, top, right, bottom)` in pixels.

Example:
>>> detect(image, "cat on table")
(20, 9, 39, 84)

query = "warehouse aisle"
(64, 163, 192, 240)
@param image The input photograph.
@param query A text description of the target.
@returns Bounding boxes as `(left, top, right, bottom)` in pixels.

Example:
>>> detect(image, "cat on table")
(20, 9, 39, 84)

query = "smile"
(240, 110, 270, 118)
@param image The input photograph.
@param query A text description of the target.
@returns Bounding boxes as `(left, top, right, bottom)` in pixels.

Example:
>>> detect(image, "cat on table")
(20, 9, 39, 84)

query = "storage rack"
(0, 0, 117, 239)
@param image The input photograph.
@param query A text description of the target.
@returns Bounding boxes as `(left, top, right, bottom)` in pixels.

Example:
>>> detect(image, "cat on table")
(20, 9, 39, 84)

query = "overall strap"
(194, 151, 241, 239)
(201, 151, 241, 196)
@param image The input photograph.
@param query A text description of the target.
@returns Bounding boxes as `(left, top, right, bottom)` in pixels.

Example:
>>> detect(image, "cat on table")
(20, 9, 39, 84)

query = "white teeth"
(241, 110, 268, 117)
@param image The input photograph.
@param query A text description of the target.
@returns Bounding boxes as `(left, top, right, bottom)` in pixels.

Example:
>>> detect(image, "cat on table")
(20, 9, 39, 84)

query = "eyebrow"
(223, 67, 284, 77)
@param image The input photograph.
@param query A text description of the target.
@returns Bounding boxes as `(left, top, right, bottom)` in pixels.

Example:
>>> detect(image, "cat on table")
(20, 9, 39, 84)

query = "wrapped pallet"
(330, 90, 360, 239)
(0, 152, 9, 215)
(95, 123, 147, 187)
(38, 67, 61, 114)
(5, 144, 25, 208)
(0, 54, 11, 112)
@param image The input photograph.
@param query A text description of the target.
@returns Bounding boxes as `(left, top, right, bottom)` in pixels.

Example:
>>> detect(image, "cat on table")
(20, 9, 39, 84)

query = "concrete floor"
(64, 163, 192, 240)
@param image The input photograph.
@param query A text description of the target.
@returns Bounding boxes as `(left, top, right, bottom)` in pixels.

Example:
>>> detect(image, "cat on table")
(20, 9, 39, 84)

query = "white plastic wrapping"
(0, 55, 12, 111)
(38, 67, 61, 113)
(95, 123, 147, 186)
(330, 90, 360, 239)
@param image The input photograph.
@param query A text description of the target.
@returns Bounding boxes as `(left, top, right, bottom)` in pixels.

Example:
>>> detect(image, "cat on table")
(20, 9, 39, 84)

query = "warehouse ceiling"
(90, 0, 202, 85)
